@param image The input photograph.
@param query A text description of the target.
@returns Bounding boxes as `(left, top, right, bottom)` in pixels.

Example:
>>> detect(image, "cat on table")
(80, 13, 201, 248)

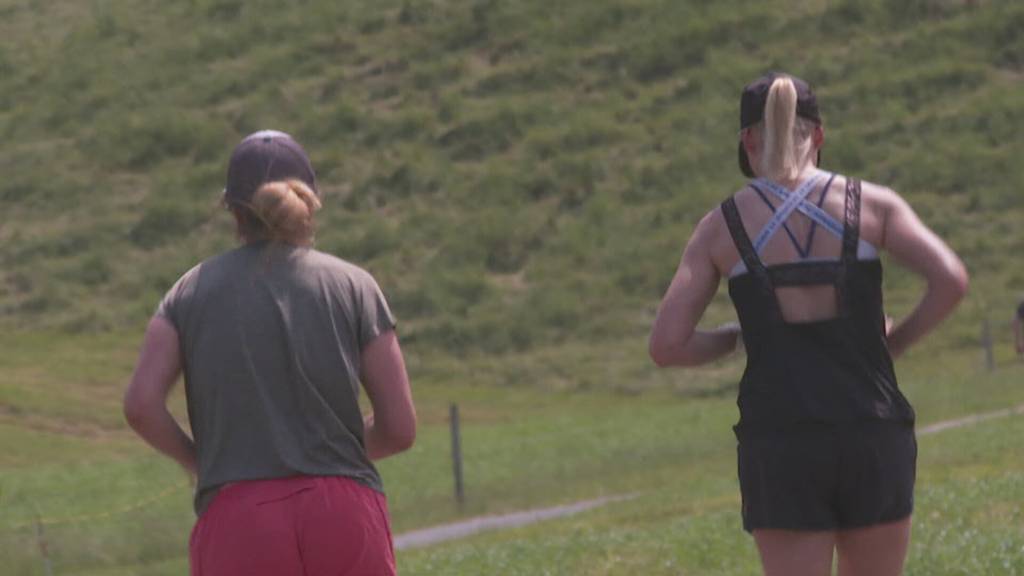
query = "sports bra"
(728, 170, 878, 278)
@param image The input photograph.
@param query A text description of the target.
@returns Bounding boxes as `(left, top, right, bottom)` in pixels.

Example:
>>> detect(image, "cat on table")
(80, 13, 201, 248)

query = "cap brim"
(738, 142, 755, 178)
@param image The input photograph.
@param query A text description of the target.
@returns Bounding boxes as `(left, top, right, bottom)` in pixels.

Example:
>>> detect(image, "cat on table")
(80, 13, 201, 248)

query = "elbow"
(386, 416, 417, 454)
(649, 338, 693, 368)
(123, 393, 147, 431)
(929, 259, 969, 309)
(944, 261, 970, 306)
(952, 264, 970, 303)
(123, 384, 161, 432)
(649, 339, 673, 368)
(393, 424, 416, 453)
(394, 430, 416, 453)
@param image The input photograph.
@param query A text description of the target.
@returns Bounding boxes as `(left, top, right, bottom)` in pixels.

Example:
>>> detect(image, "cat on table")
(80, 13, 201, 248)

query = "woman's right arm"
(879, 189, 969, 357)
(360, 330, 416, 460)
(649, 210, 740, 367)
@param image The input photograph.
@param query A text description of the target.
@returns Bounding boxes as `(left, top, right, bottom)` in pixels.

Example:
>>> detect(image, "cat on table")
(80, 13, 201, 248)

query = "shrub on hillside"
(85, 110, 226, 170)
(324, 223, 402, 263)
(437, 107, 530, 161)
(61, 254, 113, 288)
(129, 202, 209, 250)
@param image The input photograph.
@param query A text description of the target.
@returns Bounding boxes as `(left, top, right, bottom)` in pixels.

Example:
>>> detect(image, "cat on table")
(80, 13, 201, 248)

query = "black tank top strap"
(834, 177, 862, 316)
(842, 177, 862, 263)
(721, 198, 781, 317)
(721, 197, 767, 278)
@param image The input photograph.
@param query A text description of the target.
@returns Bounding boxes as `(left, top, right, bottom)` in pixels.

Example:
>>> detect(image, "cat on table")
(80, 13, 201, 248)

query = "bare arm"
(880, 190, 969, 357)
(650, 211, 740, 367)
(361, 330, 416, 460)
(123, 316, 196, 474)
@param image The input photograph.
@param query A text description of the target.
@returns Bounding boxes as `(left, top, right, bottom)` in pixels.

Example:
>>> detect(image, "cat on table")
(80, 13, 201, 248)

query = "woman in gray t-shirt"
(124, 131, 416, 576)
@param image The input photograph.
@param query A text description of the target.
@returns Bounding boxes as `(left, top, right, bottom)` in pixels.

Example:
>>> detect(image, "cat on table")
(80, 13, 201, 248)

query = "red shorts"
(189, 476, 396, 576)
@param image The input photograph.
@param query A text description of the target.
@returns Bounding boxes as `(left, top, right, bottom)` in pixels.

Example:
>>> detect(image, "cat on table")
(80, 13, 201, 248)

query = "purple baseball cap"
(738, 72, 822, 178)
(223, 130, 317, 204)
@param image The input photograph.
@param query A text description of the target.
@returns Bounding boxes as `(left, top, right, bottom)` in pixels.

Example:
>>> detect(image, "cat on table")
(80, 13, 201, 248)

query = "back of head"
(244, 179, 322, 245)
(738, 73, 822, 181)
(760, 77, 812, 181)
(222, 130, 322, 246)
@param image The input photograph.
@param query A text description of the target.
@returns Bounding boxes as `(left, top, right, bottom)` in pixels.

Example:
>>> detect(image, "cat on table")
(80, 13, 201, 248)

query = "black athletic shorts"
(735, 420, 916, 532)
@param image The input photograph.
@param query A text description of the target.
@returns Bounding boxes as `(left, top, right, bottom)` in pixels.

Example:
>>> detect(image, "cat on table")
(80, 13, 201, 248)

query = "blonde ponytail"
(759, 76, 815, 181)
(244, 179, 322, 245)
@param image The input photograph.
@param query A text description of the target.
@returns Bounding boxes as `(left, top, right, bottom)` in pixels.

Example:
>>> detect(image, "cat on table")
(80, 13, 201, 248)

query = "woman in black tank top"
(650, 73, 968, 576)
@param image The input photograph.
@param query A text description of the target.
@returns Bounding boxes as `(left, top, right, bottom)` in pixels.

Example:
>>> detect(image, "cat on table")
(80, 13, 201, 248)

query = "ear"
(226, 205, 249, 241)
(740, 127, 759, 155)
(812, 124, 825, 149)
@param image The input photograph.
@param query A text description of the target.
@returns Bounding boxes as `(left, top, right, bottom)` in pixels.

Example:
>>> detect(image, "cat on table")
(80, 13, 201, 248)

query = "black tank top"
(722, 177, 915, 433)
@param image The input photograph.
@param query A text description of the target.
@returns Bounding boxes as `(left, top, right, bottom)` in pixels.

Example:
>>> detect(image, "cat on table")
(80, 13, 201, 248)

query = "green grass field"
(2, 334, 1023, 574)
(3, 0, 1024, 574)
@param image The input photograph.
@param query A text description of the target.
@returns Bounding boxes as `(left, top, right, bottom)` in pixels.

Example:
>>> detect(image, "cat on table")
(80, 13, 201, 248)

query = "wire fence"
(1, 479, 192, 576)
(1, 318, 1018, 575)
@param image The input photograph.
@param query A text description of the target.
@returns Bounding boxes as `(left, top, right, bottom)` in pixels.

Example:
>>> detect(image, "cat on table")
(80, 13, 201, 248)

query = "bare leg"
(836, 516, 911, 576)
(753, 529, 836, 576)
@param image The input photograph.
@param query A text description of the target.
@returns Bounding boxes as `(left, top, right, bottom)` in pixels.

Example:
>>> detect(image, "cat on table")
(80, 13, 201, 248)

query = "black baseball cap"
(738, 72, 822, 178)
(224, 130, 317, 204)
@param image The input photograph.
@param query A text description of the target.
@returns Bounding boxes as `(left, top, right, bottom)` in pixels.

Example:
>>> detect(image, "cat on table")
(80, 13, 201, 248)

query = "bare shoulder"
(690, 194, 736, 249)
(694, 189, 747, 275)
(696, 202, 726, 236)
(858, 179, 902, 211)
(704, 184, 756, 228)
(848, 178, 906, 247)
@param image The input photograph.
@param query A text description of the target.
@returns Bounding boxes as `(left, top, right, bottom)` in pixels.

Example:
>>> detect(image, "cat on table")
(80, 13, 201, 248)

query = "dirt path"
(917, 403, 1024, 436)
(394, 494, 637, 550)
(394, 403, 1024, 551)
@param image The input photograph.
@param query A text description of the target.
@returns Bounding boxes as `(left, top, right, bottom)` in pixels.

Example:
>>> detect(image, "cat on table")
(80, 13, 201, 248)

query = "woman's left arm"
(123, 316, 196, 474)
(649, 210, 740, 367)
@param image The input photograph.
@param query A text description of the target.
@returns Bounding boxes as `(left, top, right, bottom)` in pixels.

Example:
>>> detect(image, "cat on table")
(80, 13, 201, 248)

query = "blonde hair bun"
(248, 179, 322, 246)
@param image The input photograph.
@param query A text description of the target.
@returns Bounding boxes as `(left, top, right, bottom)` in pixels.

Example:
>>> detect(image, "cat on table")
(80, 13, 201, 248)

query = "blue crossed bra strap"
(749, 172, 825, 253)
(751, 171, 844, 247)
(751, 173, 836, 258)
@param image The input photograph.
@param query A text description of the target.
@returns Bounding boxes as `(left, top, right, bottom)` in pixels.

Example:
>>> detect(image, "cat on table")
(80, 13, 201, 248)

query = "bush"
(437, 107, 529, 161)
(86, 109, 227, 170)
(129, 202, 208, 249)
(325, 223, 402, 262)
(626, 19, 713, 83)
(61, 254, 112, 287)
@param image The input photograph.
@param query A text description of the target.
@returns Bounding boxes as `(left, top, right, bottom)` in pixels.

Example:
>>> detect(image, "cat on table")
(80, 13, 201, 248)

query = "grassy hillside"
(2, 1, 1024, 572)
(1, 0, 1023, 372)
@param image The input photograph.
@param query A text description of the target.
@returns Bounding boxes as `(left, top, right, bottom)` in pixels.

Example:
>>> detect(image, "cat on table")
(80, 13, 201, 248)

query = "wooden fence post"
(982, 318, 994, 372)
(449, 403, 465, 508)
(36, 515, 53, 576)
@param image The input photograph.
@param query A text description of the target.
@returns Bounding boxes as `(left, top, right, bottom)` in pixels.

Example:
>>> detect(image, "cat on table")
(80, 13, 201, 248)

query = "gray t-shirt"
(156, 242, 396, 515)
